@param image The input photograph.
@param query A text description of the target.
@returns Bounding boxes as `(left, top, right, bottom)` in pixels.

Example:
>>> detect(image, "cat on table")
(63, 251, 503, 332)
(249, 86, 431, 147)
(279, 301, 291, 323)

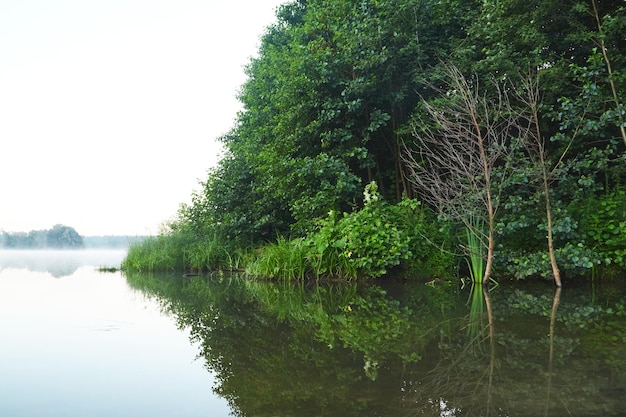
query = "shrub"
(307, 182, 413, 278)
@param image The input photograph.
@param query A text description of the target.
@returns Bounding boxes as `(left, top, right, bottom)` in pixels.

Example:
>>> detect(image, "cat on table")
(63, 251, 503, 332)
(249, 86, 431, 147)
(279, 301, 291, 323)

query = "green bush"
(308, 183, 421, 278)
(579, 190, 626, 269)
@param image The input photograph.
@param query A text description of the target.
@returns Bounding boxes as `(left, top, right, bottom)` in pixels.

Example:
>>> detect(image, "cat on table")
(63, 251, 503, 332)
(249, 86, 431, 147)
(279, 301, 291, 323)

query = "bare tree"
(403, 64, 519, 284)
(515, 73, 563, 287)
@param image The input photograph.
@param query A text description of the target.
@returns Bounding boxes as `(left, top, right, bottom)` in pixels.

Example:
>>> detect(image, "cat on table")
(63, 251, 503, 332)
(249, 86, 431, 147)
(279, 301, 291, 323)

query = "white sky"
(0, 0, 285, 236)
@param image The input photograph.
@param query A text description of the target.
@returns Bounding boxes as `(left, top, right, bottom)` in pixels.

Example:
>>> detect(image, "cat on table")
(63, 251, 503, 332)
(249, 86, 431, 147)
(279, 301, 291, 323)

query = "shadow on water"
(125, 271, 626, 417)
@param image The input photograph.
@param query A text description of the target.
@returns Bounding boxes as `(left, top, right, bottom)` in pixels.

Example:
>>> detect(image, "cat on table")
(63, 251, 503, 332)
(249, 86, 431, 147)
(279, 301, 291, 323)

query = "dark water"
(2, 250, 625, 416)
(125, 271, 626, 417)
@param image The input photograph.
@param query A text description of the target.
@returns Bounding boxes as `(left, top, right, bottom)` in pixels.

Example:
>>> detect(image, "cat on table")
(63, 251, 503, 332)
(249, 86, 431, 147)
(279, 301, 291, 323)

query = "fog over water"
(0, 0, 286, 236)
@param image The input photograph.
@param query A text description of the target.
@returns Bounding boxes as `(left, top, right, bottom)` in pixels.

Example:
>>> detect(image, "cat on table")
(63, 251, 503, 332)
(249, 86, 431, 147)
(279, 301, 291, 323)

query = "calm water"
(2, 250, 625, 416)
(0, 250, 229, 417)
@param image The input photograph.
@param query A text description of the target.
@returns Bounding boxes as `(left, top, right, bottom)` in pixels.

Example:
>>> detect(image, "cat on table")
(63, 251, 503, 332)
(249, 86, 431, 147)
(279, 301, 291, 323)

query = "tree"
(403, 64, 521, 284)
(46, 224, 83, 248)
(515, 73, 564, 286)
(217, 0, 477, 237)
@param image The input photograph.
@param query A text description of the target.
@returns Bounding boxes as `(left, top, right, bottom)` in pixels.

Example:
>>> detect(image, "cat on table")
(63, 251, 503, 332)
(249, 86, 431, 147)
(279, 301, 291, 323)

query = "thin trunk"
(543, 167, 562, 286)
(591, 0, 626, 146)
(528, 74, 562, 286)
(537, 118, 562, 287)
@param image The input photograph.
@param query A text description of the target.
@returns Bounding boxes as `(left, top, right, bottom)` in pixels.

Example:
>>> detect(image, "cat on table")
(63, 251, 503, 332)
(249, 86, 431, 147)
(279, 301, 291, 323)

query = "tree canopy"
(154, 0, 626, 280)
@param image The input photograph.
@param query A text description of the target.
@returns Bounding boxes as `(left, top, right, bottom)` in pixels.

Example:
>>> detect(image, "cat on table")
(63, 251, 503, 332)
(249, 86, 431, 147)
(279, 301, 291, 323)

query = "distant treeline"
(0, 225, 147, 249)
(83, 235, 148, 249)
(0, 224, 83, 248)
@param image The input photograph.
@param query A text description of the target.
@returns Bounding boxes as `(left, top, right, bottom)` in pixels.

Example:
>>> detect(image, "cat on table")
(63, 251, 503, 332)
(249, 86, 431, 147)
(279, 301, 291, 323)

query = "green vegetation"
(465, 217, 486, 285)
(0, 224, 84, 249)
(124, 0, 626, 283)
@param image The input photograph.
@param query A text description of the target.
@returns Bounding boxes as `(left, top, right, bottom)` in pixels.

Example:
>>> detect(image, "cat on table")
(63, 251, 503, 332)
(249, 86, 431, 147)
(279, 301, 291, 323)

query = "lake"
(0, 250, 229, 417)
(1, 250, 625, 416)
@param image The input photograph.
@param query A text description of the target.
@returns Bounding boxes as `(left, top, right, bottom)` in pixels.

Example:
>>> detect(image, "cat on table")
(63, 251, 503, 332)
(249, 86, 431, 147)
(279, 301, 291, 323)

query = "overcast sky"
(0, 0, 285, 236)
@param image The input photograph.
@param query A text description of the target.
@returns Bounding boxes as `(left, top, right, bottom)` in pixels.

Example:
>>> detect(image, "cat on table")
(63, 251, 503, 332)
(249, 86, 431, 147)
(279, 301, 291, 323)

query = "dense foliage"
(0, 224, 84, 249)
(126, 0, 625, 281)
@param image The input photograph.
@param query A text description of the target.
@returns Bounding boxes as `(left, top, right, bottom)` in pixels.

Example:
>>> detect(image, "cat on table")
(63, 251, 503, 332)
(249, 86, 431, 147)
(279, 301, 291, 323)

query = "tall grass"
(245, 236, 308, 280)
(244, 235, 359, 280)
(306, 244, 357, 280)
(465, 216, 485, 284)
(122, 231, 242, 272)
(122, 234, 187, 271)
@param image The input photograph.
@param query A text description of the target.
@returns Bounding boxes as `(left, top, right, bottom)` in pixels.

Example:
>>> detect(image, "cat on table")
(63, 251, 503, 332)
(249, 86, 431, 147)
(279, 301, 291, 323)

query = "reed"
(122, 234, 187, 271)
(186, 238, 226, 271)
(465, 216, 486, 284)
(246, 236, 308, 280)
(122, 230, 246, 273)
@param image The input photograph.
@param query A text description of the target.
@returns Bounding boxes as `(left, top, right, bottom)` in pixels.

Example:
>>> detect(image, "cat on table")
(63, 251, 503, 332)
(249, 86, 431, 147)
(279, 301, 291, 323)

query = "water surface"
(126, 272, 626, 417)
(0, 250, 229, 417)
(2, 250, 625, 416)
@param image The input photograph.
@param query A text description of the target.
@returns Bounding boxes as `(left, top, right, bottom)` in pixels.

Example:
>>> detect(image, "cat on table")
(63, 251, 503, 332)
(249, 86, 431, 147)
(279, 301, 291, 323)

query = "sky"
(0, 0, 286, 236)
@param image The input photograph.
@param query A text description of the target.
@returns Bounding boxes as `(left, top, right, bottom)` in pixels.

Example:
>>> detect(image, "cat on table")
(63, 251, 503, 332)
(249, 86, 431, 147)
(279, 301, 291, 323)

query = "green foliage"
(123, 0, 626, 281)
(246, 236, 309, 280)
(307, 183, 412, 278)
(578, 190, 626, 269)
(245, 183, 452, 280)
(465, 217, 486, 284)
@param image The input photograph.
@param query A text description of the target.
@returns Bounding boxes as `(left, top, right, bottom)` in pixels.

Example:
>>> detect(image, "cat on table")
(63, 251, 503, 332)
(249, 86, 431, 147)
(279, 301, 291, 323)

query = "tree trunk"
(526, 73, 563, 287)
(544, 180, 562, 287)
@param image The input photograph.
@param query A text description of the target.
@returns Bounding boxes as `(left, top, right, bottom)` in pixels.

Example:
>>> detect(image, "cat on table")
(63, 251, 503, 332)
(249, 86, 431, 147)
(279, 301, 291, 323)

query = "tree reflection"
(545, 287, 561, 417)
(408, 284, 498, 416)
(125, 272, 626, 417)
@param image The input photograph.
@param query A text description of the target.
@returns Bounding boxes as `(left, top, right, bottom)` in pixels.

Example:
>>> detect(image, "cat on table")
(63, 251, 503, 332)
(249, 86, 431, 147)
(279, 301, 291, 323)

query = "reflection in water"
(125, 272, 626, 417)
(0, 251, 228, 417)
(0, 249, 125, 277)
(545, 287, 562, 417)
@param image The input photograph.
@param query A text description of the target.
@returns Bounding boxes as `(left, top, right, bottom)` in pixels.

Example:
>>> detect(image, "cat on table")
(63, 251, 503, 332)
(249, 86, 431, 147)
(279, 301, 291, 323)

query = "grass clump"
(122, 234, 185, 271)
(122, 228, 248, 273)
(246, 236, 309, 280)
(465, 215, 486, 284)
(97, 266, 119, 273)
